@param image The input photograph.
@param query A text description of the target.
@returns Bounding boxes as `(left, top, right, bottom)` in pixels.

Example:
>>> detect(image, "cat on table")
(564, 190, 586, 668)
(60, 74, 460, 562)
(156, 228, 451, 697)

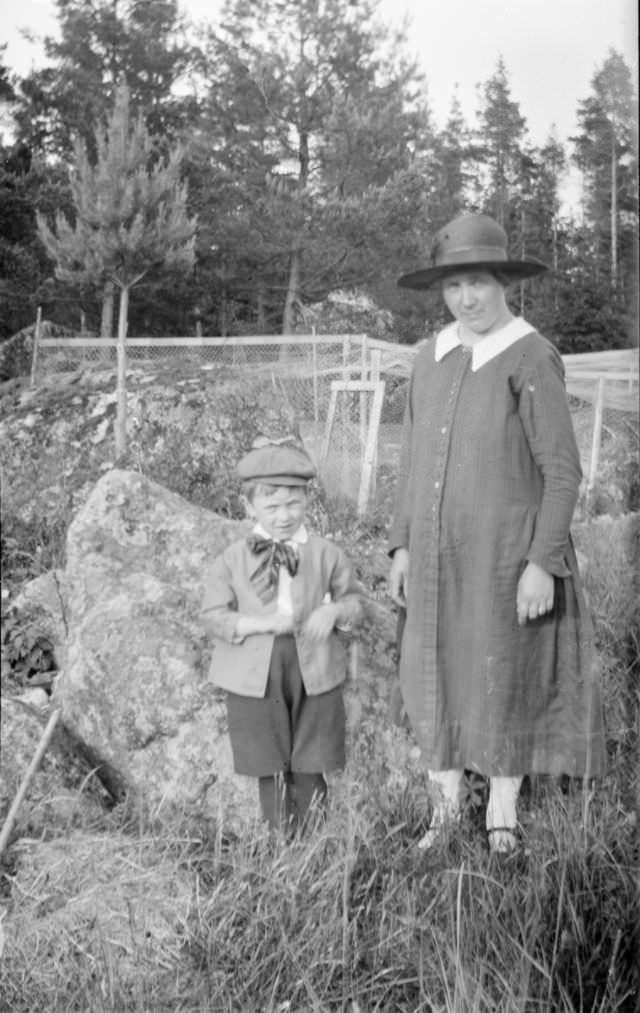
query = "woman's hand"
(516, 562, 554, 626)
(389, 548, 409, 607)
(303, 603, 338, 642)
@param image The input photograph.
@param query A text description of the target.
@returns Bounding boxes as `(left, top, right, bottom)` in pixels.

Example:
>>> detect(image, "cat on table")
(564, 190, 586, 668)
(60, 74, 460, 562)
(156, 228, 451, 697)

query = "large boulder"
(9, 570, 68, 672)
(53, 468, 257, 825)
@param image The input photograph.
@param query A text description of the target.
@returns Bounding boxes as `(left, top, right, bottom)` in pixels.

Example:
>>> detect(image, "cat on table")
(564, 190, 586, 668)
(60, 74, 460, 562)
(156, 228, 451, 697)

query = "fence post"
(115, 287, 129, 458)
(369, 349, 381, 497)
(359, 335, 368, 451)
(312, 335, 319, 433)
(29, 306, 42, 389)
(587, 375, 605, 505)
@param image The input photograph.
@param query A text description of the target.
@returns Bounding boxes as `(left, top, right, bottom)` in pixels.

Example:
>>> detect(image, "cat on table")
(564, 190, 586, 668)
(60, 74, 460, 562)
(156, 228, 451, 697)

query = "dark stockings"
(258, 772, 327, 833)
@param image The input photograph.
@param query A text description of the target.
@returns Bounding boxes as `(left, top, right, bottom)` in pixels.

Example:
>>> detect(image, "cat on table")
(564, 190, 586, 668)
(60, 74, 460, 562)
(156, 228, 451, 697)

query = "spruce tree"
(37, 84, 196, 455)
(471, 58, 527, 226)
(572, 50, 637, 301)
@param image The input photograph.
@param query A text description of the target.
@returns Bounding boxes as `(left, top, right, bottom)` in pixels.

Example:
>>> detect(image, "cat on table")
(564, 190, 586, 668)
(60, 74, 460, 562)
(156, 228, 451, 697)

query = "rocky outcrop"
(52, 468, 258, 824)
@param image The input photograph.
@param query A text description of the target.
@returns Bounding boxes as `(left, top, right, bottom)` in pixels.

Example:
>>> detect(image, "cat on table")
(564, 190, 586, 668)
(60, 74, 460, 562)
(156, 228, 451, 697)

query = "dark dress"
(388, 325, 605, 777)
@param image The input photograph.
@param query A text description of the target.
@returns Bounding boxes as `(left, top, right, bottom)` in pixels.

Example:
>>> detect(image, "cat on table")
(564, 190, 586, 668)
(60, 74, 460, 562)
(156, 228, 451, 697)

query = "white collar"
(434, 317, 534, 371)
(252, 522, 308, 545)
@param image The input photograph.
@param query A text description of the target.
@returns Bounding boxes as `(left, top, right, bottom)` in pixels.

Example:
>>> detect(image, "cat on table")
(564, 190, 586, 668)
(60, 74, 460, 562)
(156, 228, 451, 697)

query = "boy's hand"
(269, 611, 295, 636)
(303, 603, 338, 642)
(389, 548, 409, 607)
(516, 562, 554, 626)
(235, 611, 294, 638)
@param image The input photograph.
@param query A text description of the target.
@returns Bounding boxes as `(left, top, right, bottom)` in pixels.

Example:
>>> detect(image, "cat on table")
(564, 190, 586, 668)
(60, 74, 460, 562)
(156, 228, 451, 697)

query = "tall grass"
(2, 728, 637, 1012)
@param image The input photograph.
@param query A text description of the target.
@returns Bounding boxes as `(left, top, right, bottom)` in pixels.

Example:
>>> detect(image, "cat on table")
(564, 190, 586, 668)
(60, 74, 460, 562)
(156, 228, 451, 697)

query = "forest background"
(0, 0, 638, 352)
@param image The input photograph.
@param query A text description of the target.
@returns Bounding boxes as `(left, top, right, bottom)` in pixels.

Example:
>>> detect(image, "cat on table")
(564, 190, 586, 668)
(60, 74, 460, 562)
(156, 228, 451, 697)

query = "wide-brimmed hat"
(237, 437, 316, 486)
(397, 214, 549, 290)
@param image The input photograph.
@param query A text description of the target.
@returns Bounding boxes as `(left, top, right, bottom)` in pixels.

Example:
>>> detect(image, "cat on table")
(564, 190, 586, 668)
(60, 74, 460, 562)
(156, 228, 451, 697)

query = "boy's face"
(246, 485, 308, 540)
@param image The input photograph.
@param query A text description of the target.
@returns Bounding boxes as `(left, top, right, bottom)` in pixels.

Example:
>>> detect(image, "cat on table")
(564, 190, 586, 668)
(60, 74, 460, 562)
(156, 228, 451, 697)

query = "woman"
(388, 213, 605, 853)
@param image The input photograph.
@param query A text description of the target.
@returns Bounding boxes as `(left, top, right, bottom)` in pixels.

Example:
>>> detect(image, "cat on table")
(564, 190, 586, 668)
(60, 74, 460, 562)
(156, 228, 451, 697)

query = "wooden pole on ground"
(0, 707, 61, 860)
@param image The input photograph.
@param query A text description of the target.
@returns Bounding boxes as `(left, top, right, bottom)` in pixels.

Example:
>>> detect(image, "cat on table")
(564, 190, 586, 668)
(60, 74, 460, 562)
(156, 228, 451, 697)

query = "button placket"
(418, 348, 472, 744)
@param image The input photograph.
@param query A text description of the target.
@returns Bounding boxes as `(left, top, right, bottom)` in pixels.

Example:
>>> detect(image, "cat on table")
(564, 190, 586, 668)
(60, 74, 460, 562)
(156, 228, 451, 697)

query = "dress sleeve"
(515, 342, 582, 576)
(387, 368, 415, 556)
(200, 551, 243, 643)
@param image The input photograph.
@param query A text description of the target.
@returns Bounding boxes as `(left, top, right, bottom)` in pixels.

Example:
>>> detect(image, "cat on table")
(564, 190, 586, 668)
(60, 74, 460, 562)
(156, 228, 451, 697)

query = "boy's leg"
(486, 776, 523, 853)
(285, 637, 345, 832)
(418, 768, 464, 849)
(258, 772, 296, 831)
(291, 772, 327, 828)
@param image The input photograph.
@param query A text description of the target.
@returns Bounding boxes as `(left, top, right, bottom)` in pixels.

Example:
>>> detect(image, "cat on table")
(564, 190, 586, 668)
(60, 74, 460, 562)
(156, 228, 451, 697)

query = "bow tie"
(247, 535, 299, 603)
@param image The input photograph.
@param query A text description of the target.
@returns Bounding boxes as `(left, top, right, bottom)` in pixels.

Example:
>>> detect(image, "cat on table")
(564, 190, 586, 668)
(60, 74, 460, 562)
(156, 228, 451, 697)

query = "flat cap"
(237, 441, 316, 485)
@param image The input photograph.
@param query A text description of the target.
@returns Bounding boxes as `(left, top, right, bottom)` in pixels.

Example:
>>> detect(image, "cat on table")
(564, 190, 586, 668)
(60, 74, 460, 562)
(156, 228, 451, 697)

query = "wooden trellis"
(320, 379, 385, 516)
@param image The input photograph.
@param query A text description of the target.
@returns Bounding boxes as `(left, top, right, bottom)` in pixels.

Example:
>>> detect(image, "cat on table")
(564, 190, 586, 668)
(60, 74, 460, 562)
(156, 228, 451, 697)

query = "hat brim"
(243, 474, 312, 486)
(397, 258, 549, 290)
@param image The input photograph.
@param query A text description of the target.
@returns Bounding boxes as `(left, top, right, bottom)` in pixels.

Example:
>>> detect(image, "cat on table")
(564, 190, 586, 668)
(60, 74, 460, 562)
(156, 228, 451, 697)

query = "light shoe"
(487, 826, 517, 854)
(486, 776, 522, 854)
(417, 803, 460, 850)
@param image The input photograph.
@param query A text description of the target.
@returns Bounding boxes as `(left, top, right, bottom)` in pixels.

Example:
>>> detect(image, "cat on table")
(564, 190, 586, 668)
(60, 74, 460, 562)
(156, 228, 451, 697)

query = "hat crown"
(237, 440, 316, 485)
(397, 212, 549, 290)
(431, 214, 508, 268)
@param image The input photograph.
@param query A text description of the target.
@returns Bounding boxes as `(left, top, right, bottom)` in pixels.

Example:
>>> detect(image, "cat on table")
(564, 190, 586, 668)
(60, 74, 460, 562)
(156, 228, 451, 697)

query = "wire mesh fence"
(29, 332, 639, 517)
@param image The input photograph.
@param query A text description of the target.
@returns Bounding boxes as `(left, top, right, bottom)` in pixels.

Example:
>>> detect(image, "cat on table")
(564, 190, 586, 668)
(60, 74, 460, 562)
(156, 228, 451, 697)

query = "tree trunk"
(218, 286, 228, 337)
(552, 217, 559, 313)
(256, 281, 266, 332)
(610, 125, 618, 294)
(282, 243, 301, 336)
(115, 284, 129, 459)
(101, 280, 115, 338)
(519, 205, 525, 316)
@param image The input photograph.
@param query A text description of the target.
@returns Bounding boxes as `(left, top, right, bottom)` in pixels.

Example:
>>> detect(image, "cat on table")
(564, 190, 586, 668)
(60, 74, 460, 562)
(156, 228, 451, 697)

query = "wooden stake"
(0, 707, 61, 860)
(29, 306, 42, 389)
(588, 376, 605, 495)
(357, 380, 385, 516)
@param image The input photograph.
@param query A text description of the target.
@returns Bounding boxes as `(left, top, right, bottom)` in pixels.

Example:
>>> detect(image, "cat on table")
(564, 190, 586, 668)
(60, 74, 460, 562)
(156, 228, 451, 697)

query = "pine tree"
(200, 0, 431, 334)
(14, 0, 198, 159)
(37, 84, 196, 455)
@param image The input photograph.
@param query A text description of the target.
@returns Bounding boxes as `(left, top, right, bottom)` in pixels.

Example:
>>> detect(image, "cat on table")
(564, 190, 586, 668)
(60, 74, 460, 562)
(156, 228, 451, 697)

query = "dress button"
(441, 427, 446, 434)
(435, 481, 440, 489)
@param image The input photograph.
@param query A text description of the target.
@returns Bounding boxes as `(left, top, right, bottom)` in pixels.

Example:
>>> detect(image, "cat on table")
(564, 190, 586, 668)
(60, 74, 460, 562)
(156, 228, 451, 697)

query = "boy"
(201, 438, 362, 832)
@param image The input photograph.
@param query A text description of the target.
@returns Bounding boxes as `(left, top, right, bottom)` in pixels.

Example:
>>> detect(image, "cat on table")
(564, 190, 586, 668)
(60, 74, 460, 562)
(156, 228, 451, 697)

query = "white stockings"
(418, 769, 523, 852)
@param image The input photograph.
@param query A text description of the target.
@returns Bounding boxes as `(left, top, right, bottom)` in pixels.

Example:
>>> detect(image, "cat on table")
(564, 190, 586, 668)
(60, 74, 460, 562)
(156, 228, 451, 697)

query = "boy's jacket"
(201, 534, 362, 697)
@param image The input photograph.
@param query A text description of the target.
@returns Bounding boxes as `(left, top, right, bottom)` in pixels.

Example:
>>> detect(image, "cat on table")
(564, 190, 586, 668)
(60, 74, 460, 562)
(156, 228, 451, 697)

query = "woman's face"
(441, 270, 512, 337)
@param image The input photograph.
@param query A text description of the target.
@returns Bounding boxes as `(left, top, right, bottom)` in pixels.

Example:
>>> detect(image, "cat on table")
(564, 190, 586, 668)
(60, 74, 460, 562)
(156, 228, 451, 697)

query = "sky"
(0, 0, 637, 147)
